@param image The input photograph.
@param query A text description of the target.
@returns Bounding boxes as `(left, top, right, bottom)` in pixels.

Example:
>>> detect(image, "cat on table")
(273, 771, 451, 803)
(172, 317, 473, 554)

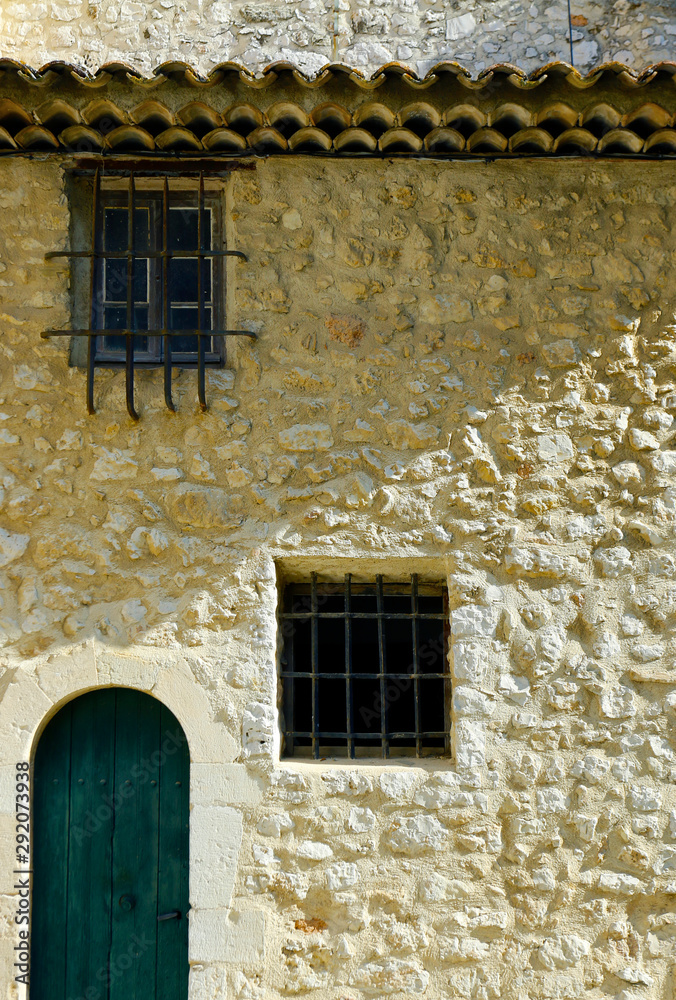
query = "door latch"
(158, 910, 181, 921)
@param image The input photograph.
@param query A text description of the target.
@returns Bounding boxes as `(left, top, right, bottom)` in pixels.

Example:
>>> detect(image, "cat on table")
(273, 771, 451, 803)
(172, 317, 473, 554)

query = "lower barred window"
(280, 574, 451, 760)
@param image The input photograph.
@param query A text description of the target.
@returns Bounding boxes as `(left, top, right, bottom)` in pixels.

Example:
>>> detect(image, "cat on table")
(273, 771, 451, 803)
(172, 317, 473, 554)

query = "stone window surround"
(272, 556, 499, 775)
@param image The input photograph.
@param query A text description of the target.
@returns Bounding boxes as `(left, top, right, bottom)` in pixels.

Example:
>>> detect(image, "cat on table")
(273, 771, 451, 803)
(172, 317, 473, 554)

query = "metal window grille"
(42, 168, 256, 420)
(280, 574, 451, 760)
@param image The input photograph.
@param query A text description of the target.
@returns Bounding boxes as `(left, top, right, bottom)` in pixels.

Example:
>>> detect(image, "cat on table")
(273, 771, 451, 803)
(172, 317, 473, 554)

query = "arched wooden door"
(31, 688, 189, 1000)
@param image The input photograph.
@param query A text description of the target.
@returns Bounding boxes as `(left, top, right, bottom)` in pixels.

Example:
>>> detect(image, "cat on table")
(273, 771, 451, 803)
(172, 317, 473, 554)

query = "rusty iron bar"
(86, 167, 100, 415)
(162, 175, 175, 412)
(197, 170, 207, 412)
(125, 171, 139, 420)
(46, 249, 247, 260)
(42, 329, 256, 338)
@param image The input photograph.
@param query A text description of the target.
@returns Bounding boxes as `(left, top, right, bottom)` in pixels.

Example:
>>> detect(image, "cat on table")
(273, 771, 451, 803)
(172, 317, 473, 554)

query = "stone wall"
(2, 155, 676, 997)
(0, 0, 675, 77)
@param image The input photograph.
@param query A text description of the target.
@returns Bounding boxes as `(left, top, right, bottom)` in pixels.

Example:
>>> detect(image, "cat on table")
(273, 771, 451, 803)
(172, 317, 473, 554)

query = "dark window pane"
(170, 307, 212, 336)
(418, 620, 447, 674)
(386, 675, 415, 735)
(318, 679, 347, 734)
(103, 207, 150, 253)
(101, 333, 149, 354)
(168, 258, 211, 303)
(291, 677, 312, 736)
(281, 581, 449, 757)
(353, 679, 381, 735)
(419, 678, 446, 733)
(289, 615, 311, 674)
(384, 616, 413, 674)
(318, 616, 345, 674)
(352, 616, 380, 673)
(104, 259, 147, 304)
(103, 305, 149, 333)
(168, 207, 211, 251)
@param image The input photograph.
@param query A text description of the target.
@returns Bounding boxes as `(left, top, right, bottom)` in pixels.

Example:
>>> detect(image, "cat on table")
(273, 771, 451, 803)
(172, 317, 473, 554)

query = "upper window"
(44, 169, 253, 419)
(280, 574, 450, 760)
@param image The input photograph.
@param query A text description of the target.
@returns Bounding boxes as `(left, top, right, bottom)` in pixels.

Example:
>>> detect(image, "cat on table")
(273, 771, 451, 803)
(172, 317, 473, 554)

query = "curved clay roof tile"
(333, 127, 377, 153)
(597, 128, 644, 154)
(509, 127, 553, 154)
(622, 102, 673, 137)
(130, 100, 175, 136)
(490, 102, 533, 137)
(423, 127, 465, 153)
(155, 126, 203, 151)
(35, 99, 80, 133)
(106, 125, 155, 151)
(467, 127, 508, 153)
(581, 102, 621, 137)
(644, 129, 676, 154)
(288, 126, 332, 152)
(442, 104, 487, 137)
(15, 125, 59, 150)
(353, 102, 395, 137)
(223, 103, 264, 137)
(177, 102, 223, 138)
(267, 101, 309, 138)
(309, 102, 352, 137)
(536, 103, 578, 137)
(59, 124, 106, 152)
(399, 102, 441, 138)
(83, 99, 127, 131)
(378, 127, 423, 153)
(201, 127, 247, 152)
(0, 98, 33, 135)
(247, 126, 288, 152)
(552, 127, 597, 154)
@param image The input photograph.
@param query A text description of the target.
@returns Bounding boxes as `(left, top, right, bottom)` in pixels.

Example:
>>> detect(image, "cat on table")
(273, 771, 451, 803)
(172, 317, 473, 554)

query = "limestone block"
(451, 605, 496, 640)
(350, 958, 429, 994)
(452, 641, 488, 684)
(0, 676, 52, 761)
(190, 805, 243, 909)
(278, 424, 333, 452)
(34, 644, 98, 703)
(385, 815, 448, 854)
(191, 764, 264, 808)
(189, 908, 265, 965)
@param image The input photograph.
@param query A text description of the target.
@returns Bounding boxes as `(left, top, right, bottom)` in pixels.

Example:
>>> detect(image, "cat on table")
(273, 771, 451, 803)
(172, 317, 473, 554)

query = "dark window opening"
(280, 574, 451, 760)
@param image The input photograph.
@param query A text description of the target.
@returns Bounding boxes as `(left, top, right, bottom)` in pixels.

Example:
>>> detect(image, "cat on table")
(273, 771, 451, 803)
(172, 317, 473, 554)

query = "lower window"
(280, 574, 450, 759)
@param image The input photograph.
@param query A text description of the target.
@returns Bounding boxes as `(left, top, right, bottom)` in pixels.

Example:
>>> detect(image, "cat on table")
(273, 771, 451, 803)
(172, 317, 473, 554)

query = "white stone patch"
(350, 958, 429, 995)
(326, 861, 359, 890)
(537, 934, 590, 970)
(537, 432, 574, 463)
(347, 807, 376, 832)
(385, 815, 448, 854)
(295, 840, 333, 860)
(594, 546, 633, 578)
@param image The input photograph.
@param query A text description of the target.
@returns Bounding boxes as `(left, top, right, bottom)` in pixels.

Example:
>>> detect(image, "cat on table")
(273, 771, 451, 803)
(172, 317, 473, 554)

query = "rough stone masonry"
(1, 154, 676, 997)
(1, 0, 676, 77)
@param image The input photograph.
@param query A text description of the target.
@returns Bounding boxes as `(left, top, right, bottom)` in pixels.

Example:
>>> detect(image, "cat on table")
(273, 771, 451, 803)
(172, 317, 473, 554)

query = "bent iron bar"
(42, 168, 254, 419)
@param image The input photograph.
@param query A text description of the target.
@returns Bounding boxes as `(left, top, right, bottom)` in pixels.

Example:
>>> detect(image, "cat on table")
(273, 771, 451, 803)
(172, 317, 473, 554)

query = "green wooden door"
(31, 688, 189, 1000)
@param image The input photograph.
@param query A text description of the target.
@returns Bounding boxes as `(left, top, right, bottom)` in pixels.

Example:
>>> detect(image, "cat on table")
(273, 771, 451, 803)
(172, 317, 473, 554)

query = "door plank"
(155, 703, 190, 1000)
(31, 703, 72, 1000)
(65, 689, 116, 1000)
